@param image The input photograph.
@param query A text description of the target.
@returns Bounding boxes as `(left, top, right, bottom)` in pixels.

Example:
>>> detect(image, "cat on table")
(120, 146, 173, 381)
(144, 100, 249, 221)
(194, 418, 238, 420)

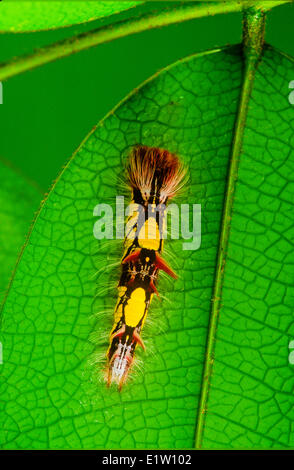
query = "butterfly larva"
(105, 145, 186, 390)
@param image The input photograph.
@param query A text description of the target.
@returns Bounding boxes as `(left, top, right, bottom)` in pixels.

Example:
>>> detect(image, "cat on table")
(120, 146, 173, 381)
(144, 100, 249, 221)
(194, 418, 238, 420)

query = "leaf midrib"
(194, 7, 266, 448)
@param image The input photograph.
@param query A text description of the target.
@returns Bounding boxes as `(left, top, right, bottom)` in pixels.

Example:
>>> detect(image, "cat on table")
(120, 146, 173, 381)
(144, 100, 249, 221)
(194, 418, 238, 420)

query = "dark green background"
(0, 1, 293, 190)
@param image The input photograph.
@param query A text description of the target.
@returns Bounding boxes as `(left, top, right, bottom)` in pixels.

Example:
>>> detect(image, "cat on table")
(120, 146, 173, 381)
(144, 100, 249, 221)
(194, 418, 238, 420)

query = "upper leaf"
(0, 1, 141, 32)
(0, 1, 289, 82)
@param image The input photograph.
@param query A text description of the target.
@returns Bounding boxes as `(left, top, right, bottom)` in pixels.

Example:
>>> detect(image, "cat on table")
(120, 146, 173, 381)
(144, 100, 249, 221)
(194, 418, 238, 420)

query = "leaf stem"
(0, 1, 287, 82)
(194, 7, 266, 449)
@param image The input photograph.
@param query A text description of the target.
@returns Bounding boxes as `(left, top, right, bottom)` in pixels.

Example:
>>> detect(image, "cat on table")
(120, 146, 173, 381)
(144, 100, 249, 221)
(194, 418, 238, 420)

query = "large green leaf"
(0, 1, 141, 33)
(0, 160, 41, 301)
(0, 42, 293, 449)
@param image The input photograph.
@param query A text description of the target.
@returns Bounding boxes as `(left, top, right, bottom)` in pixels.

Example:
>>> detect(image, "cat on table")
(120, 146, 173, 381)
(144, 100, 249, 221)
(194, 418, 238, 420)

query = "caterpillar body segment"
(106, 145, 185, 390)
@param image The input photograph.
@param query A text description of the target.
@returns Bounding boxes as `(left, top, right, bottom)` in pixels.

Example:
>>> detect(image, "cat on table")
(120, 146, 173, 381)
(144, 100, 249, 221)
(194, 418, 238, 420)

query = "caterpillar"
(106, 145, 186, 390)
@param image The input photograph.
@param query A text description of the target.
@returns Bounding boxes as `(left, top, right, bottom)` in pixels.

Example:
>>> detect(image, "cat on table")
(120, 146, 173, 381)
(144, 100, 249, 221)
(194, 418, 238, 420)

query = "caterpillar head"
(127, 145, 186, 205)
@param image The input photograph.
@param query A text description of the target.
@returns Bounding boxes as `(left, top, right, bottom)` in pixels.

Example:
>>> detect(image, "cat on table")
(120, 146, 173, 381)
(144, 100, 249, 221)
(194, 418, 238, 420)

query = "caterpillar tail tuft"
(105, 145, 186, 390)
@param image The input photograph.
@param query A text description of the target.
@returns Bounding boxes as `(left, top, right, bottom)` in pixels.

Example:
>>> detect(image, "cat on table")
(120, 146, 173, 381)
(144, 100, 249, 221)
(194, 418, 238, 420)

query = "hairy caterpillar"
(106, 145, 186, 390)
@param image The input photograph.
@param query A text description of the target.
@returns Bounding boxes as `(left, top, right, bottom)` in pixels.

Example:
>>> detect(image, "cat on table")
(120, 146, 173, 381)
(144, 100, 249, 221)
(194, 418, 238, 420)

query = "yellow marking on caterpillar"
(118, 286, 127, 297)
(114, 302, 123, 325)
(138, 217, 160, 251)
(124, 287, 146, 327)
(113, 286, 127, 324)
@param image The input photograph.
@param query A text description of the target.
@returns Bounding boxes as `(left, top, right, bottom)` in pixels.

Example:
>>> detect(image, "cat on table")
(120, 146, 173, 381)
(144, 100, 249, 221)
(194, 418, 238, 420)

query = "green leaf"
(1, 41, 294, 450)
(0, 1, 141, 33)
(0, 160, 41, 302)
